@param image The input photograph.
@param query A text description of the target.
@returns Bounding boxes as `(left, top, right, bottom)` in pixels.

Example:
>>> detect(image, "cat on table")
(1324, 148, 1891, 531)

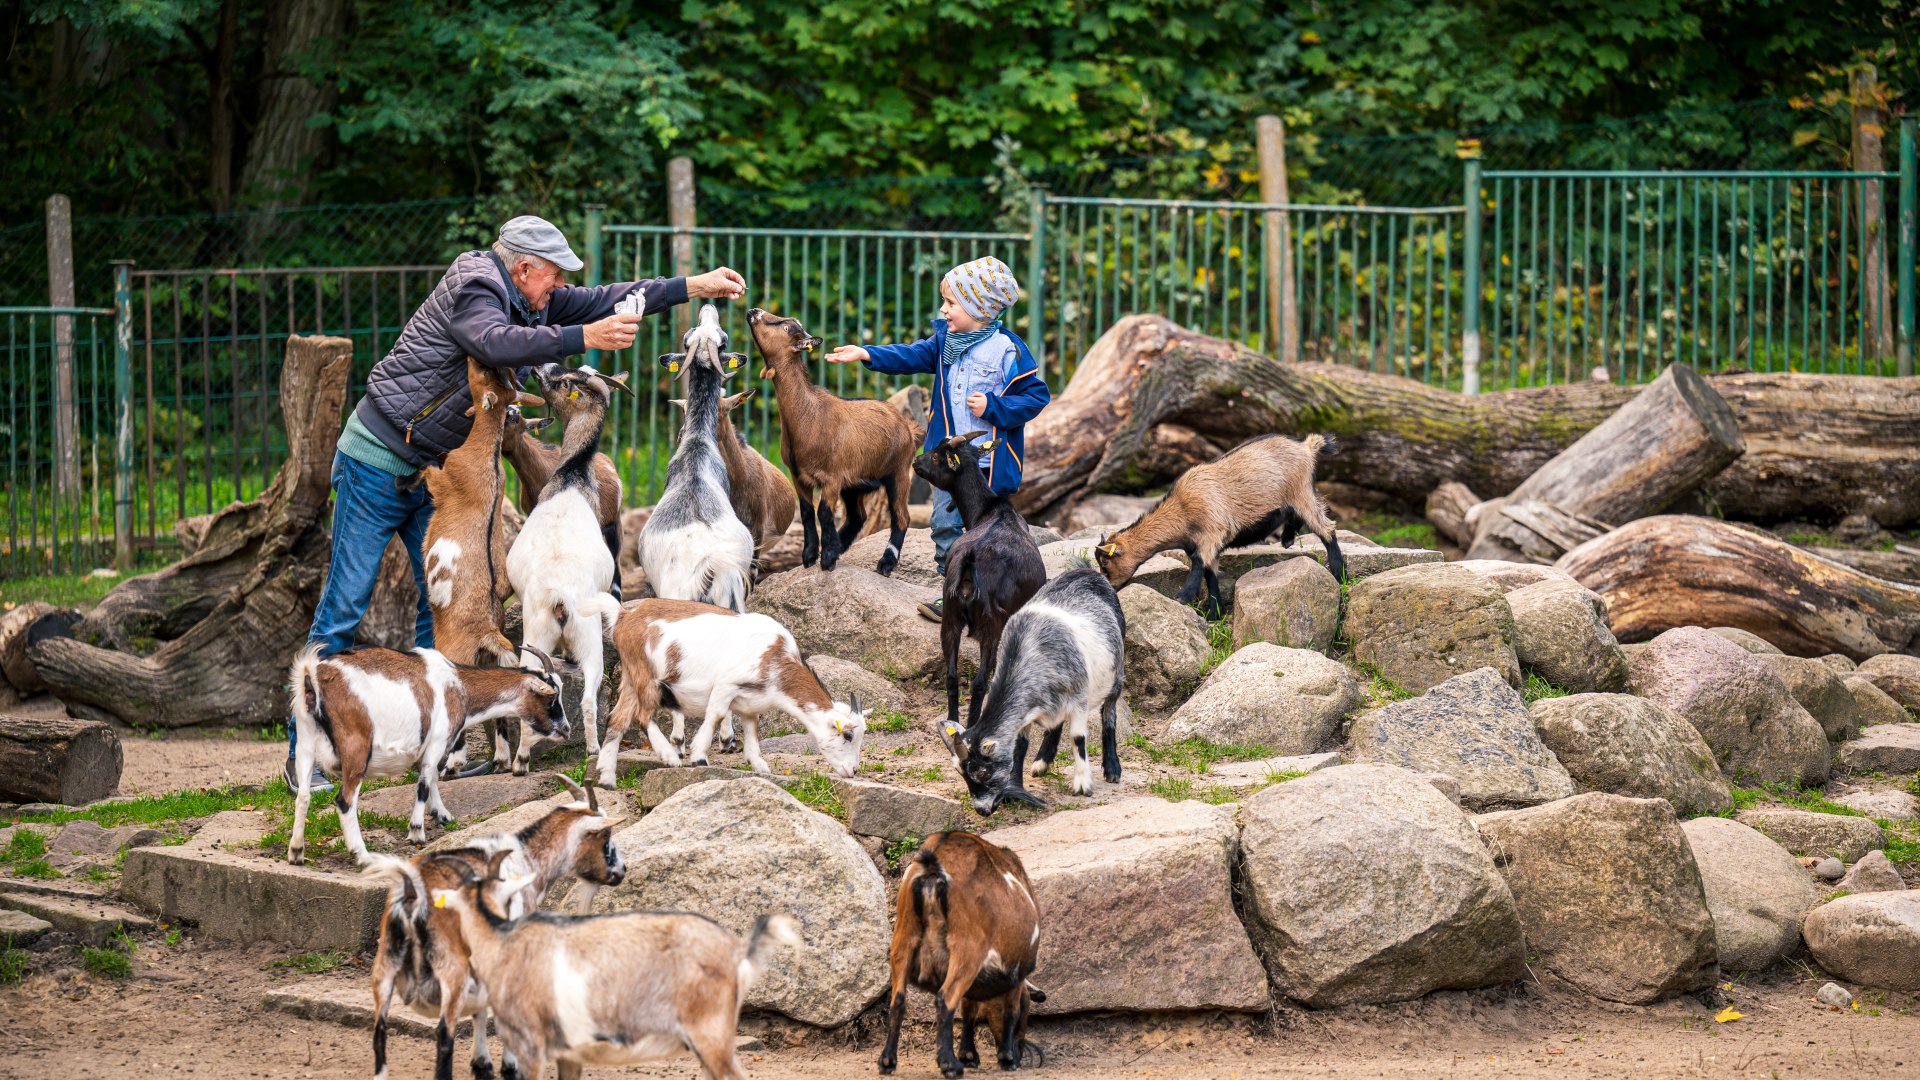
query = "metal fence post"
(1028, 188, 1047, 379)
(584, 203, 605, 366)
(1899, 117, 1915, 378)
(1460, 151, 1484, 395)
(112, 261, 135, 572)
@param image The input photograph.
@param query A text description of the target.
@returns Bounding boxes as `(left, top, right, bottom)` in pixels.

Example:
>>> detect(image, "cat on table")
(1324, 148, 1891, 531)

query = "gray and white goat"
(942, 568, 1126, 815)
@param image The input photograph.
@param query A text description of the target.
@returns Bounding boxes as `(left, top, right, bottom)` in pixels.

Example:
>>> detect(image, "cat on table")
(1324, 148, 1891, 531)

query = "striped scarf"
(941, 320, 1003, 367)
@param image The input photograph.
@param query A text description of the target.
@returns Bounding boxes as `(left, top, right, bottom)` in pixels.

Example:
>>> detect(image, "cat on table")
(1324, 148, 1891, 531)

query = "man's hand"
(688, 266, 747, 300)
(583, 313, 643, 351)
(968, 392, 989, 418)
(824, 345, 869, 364)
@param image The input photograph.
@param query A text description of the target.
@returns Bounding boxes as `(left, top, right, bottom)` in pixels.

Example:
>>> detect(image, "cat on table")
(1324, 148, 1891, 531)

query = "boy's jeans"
(930, 487, 966, 576)
(287, 452, 435, 760)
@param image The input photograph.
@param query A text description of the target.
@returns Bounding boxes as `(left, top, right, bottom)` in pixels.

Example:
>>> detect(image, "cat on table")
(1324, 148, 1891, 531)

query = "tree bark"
(0, 715, 123, 805)
(1014, 316, 1920, 527)
(206, 0, 239, 212)
(27, 336, 354, 727)
(0, 604, 81, 694)
(1557, 515, 1920, 661)
(240, 0, 350, 208)
(1469, 500, 1614, 564)
(1425, 482, 1481, 548)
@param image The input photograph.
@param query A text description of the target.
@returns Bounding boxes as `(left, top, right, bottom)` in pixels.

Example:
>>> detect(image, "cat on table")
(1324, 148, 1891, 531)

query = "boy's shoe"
(283, 757, 334, 794)
(917, 598, 944, 622)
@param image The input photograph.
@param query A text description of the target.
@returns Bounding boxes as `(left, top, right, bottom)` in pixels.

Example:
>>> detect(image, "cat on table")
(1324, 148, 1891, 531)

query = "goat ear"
(658, 352, 687, 374)
(596, 816, 627, 832)
(667, 398, 688, 412)
(515, 391, 545, 408)
(525, 415, 555, 433)
(603, 371, 636, 397)
(1100, 543, 1120, 557)
(430, 889, 458, 910)
(485, 848, 514, 880)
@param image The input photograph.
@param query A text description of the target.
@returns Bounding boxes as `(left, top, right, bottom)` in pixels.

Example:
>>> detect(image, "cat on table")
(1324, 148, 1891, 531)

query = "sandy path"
(115, 730, 289, 795)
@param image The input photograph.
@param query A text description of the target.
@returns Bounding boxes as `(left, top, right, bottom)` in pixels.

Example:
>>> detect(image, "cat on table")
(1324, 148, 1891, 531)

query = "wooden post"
(45, 195, 79, 498)
(1853, 65, 1892, 358)
(1255, 116, 1298, 361)
(113, 261, 135, 571)
(668, 156, 696, 337)
(1898, 117, 1915, 378)
(1460, 151, 1484, 396)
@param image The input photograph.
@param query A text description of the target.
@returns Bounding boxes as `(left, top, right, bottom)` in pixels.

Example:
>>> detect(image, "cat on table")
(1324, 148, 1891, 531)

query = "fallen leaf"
(1714, 1007, 1743, 1023)
(1547, 1048, 1565, 1055)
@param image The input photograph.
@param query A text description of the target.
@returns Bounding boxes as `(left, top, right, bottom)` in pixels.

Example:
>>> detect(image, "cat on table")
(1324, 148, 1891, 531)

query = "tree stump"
(1557, 515, 1920, 660)
(0, 715, 123, 805)
(0, 603, 81, 694)
(27, 335, 355, 727)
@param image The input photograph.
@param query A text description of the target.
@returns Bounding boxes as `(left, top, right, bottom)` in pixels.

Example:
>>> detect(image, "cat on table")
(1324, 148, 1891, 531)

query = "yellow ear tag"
(981, 739, 997, 753)
(728, 356, 740, 370)
(943, 722, 960, 737)
(668, 362, 680, 374)
(947, 453, 960, 468)
(434, 895, 448, 909)
(834, 717, 846, 735)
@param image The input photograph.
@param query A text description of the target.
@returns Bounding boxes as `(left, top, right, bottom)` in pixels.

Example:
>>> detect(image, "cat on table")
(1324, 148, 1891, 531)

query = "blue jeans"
(931, 486, 966, 576)
(288, 452, 435, 759)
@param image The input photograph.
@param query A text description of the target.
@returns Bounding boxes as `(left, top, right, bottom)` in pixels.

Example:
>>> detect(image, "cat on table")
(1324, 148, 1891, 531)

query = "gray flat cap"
(497, 215, 583, 272)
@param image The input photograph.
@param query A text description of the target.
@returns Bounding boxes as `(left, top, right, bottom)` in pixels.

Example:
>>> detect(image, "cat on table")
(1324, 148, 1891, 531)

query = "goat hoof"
(877, 1057, 896, 1075)
(435, 812, 456, 826)
(455, 760, 497, 779)
(1104, 766, 1123, 784)
(941, 1066, 964, 1079)
(959, 1050, 981, 1067)
(471, 1062, 496, 1080)
(691, 757, 709, 768)
(408, 830, 428, 845)
(287, 848, 304, 866)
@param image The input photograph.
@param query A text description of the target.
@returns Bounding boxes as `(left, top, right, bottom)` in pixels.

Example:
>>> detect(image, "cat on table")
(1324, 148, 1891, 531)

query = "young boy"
(824, 256, 1050, 620)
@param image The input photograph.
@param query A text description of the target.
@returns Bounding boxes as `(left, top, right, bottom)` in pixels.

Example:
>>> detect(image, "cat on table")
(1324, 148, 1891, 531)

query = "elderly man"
(285, 215, 745, 790)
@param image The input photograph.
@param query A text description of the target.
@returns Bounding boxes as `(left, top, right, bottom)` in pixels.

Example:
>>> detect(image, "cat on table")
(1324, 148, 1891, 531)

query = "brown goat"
(668, 387, 796, 560)
(1094, 432, 1344, 618)
(422, 359, 531, 668)
(501, 403, 625, 586)
(881, 831, 1046, 1077)
(747, 307, 915, 574)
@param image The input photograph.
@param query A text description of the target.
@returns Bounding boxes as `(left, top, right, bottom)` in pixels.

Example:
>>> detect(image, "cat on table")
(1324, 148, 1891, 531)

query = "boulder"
(1237, 764, 1524, 1007)
(1680, 817, 1821, 971)
(1476, 793, 1717, 1004)
(840, 528, 945, 589)
(1452, 560, 1580, 594)
(1348, 668, 1575, 811)
(1836, 724, 1920, 774)
(982, 798, 1268, 1014)
(1626, 627, 1829, 786)
(587, 778, 890, 1026)
(1856, 654, 1920, 713)
(638, 765, 757, 810)
(1735, 809, 1885, 862)
(830, 778, 963, 842)
(1505, 579, 1629, 694)
(1844, 677, 1912, 731)
(1164, 644, 1358, 754)
(1230, 559, 1341, 653)
(1835, 850, 1907, 894)
(1817, 654, 1859, 674)
(1529, 694, 1730, 817)
(358, 771, 557, 824)
(1058, 494, 1156, 535)
(1763, 655, 1865, 742)
(44, 820, 166, 870)
(749, 566, 973, 683)
(1706, 627, 1784, 654)
(1345, 564, 1520, 694)
(1803, 892, 1920, 990)
(804, 656, 911, 719)
(1833, 788, 1918, 821)
(1117, 585, 1210, 714)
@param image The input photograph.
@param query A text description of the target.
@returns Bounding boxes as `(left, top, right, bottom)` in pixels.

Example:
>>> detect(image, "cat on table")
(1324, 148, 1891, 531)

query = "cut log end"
(0, 715, 124, 805)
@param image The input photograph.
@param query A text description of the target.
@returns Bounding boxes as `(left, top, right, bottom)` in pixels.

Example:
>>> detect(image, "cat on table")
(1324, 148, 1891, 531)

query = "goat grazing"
(602, 598, 867, 787)
(506, 364, 633, 771)
(501, 403, 625, 598)
(913, 433, 1047, 736)
(1094, 433, 1344, 617)
(364, 777, 626, 1080)
(424, 848, 800, 1080)
(668, 387, 796, 566)
(286, 644, 568, 865)
(637, 304, 758, 612)
(943, 568, 1125, 815)
(880, 832, 1046, 1077)
(747, 307, 916, 574)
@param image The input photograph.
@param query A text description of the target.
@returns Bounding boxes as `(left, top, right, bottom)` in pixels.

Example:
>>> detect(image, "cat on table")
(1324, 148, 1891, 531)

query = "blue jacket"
(863, 321, 1050, 496)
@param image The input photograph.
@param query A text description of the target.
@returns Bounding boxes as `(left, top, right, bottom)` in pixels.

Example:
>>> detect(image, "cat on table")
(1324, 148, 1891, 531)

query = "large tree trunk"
(27, 336, 353, 727)
(1557, 515, 1920, 661)
(240, 0, 350, 208)
(0, 604, 81, 694)
(0, 715, 123, 805)
(1015, 316, 1920, 527)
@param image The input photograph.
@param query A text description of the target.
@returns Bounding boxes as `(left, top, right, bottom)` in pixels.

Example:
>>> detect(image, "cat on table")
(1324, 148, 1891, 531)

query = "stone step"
(0, 889, 154, 946)
(0, 907, 54, 945)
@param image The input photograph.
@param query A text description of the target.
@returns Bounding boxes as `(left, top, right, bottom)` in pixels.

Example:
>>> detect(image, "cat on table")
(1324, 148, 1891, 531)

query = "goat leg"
(996, 992, 1023, 1070)
(1069, 713, 1094, 796)
(967, 623, 998, 733)
(1029, 724, 1063, 778)
(957, 1001, 983, 1068)
(836, 482, 870, 550)
(1173, 559, 1206, 607)
(876, 458, 912, 578)
(797, 493, 820, 568)
(339, 778, 373, 860)
(1100, 687, 1124, 784)
(934, 995, 963, 1079)
(941, 612, 966, 735)
(286, 742, 317, 865)
(815, 498, 843, 571)
(1201, 565, 1225, 621)
(469, 1003, 495, 1079)
(877, 988, 908, 1074)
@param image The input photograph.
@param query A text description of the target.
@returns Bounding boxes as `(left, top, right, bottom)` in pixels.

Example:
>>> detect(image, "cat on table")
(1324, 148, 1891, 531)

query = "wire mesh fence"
(2, 307, 121, 577)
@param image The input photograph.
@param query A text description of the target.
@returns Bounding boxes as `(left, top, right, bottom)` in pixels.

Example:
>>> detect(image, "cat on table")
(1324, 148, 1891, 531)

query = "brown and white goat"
(285, 643, 568, 865)
(364, 777, 626, 1080)
(1094, 432, 1345, 617)
(747, 307, 916, 574)
(880, 832, 1047, 1077)
(425, 848, 799, 1080)
(501, 404, 625, 596)
(601, 599, 867, 787)
(668, 387, 796, 562)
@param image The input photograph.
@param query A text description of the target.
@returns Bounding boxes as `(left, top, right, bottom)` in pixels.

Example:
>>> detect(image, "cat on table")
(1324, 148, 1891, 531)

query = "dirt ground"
(115, 728, 290, 795)
(3, 936, 1917, 1080)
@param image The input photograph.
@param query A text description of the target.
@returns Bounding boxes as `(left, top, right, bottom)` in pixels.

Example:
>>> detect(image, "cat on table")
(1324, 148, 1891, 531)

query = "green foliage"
(164, 928, 185, 947)
(2, 830, 48, 864)
(13, 858, 61, 880)
(869, 710, 913, 734)
(1878, 822, 1919, 865)
(271, 950, 351, 975)
(1134, 736, 1274, 775)
(787, 774, 846, 820)
(0, 571, 124, 608)
(1729, 782, 1865, 818)
(81, 945, 133, 979)
(884, 835, 925, 870)
(1367, 523, 1441, 550)
(1522, 673, 1571, 703)
(0, 939, 28, 984)
(1356, 663, 1415, 705)
(1200, 618, 1235, 674)
(1149, 776, 1243, 804)
(913, 766, 947, 784)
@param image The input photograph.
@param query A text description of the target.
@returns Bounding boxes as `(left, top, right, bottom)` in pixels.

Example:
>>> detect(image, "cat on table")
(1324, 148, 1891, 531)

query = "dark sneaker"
(917, 597, 944, 622)
(284, 757, 334, 794)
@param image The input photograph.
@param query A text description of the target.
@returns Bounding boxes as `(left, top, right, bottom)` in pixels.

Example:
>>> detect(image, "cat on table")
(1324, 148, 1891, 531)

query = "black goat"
(913, 433, 1047, 739)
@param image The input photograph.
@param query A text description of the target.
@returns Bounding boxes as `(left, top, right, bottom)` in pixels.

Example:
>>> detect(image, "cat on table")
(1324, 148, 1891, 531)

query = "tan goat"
(668, 387, 796, 560)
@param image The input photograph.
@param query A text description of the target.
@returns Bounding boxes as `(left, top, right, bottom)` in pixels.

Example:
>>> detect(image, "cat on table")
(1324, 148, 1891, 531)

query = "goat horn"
(604, 373, 637, 398)
(557, 774, 587, 803)
(521, 645, 556, 675)
(585, 777, 601, 812)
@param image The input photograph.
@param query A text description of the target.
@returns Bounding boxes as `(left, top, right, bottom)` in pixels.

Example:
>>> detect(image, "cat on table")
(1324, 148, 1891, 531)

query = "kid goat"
(364, 777, 626, 1080)
(913, 433, 1046, 736)
(285, 644, 567, 865)
(501, 403, 625, 598)
(747, 307, 916, 574)
(637, 304, 757, 611)
(506, 363, 632, 771)
(425, 848, 800, 1080)
(944, 568, 1126, 815)
(602, 599, 867, 787)
(880, 831, 1047, 1078)
(1094, 432, 1344, 617)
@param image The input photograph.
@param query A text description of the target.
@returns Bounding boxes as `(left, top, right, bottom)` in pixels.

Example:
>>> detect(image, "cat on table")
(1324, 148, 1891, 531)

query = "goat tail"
(288, 642, 328, 744)
(739, 913, 802, 992)
(909, 848, 951, 940)
(1302, 432, 1333, 458)
(362, 853, 430, 926)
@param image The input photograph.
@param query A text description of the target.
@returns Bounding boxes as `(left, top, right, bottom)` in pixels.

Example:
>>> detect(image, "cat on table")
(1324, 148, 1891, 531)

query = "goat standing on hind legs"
(501, 402, 626, 599)
(914, 433, 1047, 738)
(747, 307, 916, 574)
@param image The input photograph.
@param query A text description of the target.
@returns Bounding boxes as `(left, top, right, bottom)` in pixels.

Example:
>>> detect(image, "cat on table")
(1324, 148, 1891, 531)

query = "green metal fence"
(2, 305, 120, 577)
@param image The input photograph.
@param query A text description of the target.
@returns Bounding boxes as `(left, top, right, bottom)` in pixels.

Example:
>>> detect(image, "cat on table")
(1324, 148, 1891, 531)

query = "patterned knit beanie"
(942, 256, 1022, 322)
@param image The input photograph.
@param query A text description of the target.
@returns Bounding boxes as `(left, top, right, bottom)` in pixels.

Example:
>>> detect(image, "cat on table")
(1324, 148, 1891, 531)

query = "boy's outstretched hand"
(968, 392, 989, 417)
(824, 345, 869, 364)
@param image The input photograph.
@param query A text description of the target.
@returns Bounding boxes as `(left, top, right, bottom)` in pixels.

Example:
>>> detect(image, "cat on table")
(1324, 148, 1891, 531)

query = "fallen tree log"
(28, 335, 353, 727)
(1469, 500, 1614, 564)
(0, 715, 123, 805)
(0, 603, 81, 694)
(1556, 515, 1920, 660)
(1015, 316, 1920, 526)
(1424, 483, 1482, 549)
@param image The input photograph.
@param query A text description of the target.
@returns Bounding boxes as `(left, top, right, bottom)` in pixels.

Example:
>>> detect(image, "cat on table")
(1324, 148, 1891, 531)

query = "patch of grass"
(869, 710, 912, 733)
(1149, 776, 1195, 801)
(1200, 617, 1234, 674)
(787, 774, 845, 820)
(1732, 781, 1865, 818)
(1354, 662, 1414, 705)
(271, 949, 350, 975)
(1906, 772, 1920, 799)
(1133, 736, 1275, 775)
(859, 761, 886, 775)
(8, 780, 289, 829)
(913, 766, 945, 783)
(81, 945, 133, 979)
(1, 830, 48, 864)
(890, 746, 915, 757)
(1266, 769, 1308, 785)
(1877, 824, 1919, 865)
(1828, 890, 1852, 900)
(1368, 523, 1440, 550)
(86, 866, 116, 883)
(1, 570, 124, 608)
(0, 939, 28, 984)
(163, 928, 185, 947)
(13, 858, 61, 879)
(884, 835, 924, 870)
(1783, 530, 1844, 549)
(254, 722, 288, 743)
(1522, 672, 1571, 703)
